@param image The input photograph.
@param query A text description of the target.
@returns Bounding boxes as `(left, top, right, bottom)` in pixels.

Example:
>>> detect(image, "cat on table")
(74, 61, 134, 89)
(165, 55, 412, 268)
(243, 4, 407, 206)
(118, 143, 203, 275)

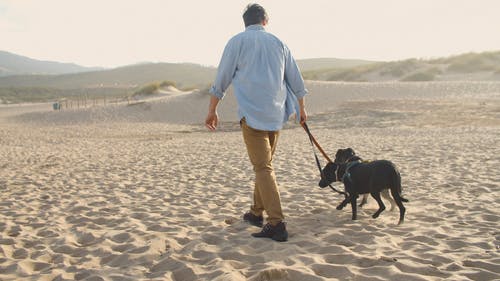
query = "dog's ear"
(335, 149, 343, 159)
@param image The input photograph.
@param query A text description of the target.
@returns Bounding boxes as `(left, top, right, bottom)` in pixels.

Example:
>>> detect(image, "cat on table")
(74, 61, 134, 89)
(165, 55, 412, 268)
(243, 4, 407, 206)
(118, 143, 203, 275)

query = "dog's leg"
(370, 192, 386, 219)
(391, 171, 406, 225)
(359, 194, 368, 208)
(381, 189, 396, 211)
(336, 196, 350, 210)
(350, 194, 358, 220)
(390, 189, 406, 225)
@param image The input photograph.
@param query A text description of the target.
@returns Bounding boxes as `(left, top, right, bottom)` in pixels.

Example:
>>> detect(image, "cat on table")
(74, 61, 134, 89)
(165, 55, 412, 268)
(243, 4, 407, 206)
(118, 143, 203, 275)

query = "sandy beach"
(1, 81, 499, 280)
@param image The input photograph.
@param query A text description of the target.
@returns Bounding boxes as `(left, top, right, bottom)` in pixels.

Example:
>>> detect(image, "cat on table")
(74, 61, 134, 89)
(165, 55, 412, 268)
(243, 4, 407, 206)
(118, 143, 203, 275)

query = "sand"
(0, 81, 499, 280)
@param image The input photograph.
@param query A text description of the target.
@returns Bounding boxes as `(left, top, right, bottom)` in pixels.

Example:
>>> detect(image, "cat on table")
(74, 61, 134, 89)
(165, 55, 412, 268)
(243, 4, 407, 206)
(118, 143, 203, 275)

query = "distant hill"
(0, 50, 103, 77)
(0, 56, 371, 89)
(0, 62, 216, 89)
(0, 62, 217, 103)
(297, 58, 375, 72)
(303, 51, 500, 82)
(2, 50, 500, 103)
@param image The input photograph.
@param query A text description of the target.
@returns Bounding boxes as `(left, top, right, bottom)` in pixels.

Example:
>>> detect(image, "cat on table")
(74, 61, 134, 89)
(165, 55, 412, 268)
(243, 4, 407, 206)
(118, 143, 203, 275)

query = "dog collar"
(341, 160, 362, 183)
(336, 165, 342, 182)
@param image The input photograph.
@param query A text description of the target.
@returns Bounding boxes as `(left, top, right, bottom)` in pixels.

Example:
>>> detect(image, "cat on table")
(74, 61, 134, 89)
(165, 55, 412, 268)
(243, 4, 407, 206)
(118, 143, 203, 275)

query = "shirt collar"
(245, 24, 265, 31)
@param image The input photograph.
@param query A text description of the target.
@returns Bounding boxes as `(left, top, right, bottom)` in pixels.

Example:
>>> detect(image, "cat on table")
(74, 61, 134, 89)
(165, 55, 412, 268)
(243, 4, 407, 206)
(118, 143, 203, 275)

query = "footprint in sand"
(109, 232, 133, 244)
(36, 229, 59, 238)
(201, 233, 225, 245)
(0, 238, 15, 245)
(256, 268, 289, 281)
(12, 248, 29, 259)
(76, 232, 99, 246)
(311, 264, 355, 279)
(18, 260, 52, 274)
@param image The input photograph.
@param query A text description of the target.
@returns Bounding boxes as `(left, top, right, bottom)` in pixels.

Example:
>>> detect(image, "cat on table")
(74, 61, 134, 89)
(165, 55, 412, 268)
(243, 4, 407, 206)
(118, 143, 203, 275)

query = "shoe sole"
(244, 220, 263, 227)
(272, 231, 288, 242)
(251, 231, 288, 242)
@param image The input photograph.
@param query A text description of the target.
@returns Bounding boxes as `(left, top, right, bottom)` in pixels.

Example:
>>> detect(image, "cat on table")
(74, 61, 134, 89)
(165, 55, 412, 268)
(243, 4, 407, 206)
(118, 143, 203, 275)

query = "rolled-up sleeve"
(284, 45, 308, 98)
(209, 38, 239, 100)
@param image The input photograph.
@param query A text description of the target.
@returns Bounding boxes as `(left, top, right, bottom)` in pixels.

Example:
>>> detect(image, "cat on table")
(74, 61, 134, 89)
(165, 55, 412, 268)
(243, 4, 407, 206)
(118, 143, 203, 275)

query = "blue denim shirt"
(209, 24, 308, 131)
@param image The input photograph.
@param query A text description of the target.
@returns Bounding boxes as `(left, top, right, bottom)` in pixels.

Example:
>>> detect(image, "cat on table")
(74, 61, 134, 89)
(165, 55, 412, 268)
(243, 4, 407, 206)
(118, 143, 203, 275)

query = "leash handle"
(301, 122, 332, 163)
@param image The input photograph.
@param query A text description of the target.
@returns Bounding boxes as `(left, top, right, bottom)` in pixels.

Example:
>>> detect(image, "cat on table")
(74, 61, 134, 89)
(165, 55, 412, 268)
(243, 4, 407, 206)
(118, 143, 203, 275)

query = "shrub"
(160, 80, 176, 88)
(133, 82, 160, 96)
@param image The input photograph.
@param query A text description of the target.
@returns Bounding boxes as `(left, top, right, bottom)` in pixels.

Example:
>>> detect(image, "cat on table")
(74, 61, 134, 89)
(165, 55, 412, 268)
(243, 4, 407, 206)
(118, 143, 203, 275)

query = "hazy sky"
(1, 0, 500, 67)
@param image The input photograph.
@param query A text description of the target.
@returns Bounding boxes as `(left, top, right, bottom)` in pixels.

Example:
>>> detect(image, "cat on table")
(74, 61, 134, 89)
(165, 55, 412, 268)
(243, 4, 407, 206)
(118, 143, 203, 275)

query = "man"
(205, 3, 307, 242)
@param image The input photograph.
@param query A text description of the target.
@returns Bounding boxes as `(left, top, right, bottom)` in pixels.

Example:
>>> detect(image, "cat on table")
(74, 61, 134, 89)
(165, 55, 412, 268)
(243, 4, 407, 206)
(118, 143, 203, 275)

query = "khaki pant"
(241, 119, 284, 225)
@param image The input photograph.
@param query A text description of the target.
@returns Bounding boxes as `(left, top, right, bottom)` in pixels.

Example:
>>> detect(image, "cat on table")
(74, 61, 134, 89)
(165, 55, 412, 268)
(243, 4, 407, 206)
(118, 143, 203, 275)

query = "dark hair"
(243, 3, 268, 27)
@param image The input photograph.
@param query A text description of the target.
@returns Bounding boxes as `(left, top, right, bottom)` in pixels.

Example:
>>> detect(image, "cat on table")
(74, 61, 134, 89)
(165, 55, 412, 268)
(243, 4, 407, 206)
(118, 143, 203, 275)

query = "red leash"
(301, 122, 332, 163)
(301, 122, 348, 197)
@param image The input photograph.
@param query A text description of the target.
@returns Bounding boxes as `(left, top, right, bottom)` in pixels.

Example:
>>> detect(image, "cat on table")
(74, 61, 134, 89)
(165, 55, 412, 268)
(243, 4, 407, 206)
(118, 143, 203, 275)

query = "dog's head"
(334, 148, 356, 164)
(319, 162, 339, 187)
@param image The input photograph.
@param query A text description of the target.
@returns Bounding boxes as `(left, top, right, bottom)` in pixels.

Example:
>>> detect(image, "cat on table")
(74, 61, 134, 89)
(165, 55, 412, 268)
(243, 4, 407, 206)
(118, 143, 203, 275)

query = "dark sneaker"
(243, 212, 263, 227)
(251, 222, 288, 242)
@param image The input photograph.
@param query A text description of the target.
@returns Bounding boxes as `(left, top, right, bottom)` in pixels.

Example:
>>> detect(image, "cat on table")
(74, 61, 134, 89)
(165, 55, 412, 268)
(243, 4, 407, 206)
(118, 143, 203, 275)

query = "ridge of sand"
(6, 81, 500, 126)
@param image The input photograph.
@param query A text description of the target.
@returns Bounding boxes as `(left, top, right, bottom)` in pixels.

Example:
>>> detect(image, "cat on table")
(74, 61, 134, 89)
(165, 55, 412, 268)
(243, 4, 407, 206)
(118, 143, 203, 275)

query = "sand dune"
(0, 81, 499, 280)
(9, 81, 500, 126)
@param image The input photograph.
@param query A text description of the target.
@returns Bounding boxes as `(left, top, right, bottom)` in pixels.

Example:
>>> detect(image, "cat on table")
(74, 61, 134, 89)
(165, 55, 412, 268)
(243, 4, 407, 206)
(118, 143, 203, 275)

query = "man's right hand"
(205, 111, 218, 131)
(300, 107, 307, 124)
(298, 97, 307, 124)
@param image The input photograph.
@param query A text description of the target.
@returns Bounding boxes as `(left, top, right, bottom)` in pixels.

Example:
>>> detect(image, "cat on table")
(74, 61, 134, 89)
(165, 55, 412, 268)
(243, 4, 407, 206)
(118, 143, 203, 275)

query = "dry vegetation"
(303, 50, 500, 82)
(2, 51, 500, 103)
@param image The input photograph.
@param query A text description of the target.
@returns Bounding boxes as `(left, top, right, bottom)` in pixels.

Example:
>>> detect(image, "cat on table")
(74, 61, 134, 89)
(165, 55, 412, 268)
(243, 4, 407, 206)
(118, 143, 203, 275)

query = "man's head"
(243, 3, 268, 27)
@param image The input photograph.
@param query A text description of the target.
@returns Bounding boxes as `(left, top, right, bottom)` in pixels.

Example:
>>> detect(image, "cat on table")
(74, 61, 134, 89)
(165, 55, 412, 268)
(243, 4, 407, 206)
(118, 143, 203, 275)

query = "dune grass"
(0, 87, 129, 104)
(303, 51, 500, 82)
(380, 59, 424, 77)
(302, 63, 381, 81)
(431, 51, 500, 73)
(131, 80, 180, 98)
(133, 83, 160, 97)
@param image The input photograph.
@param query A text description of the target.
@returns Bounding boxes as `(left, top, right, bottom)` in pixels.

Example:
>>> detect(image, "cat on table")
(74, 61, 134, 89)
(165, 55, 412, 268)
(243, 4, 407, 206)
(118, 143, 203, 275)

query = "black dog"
(319, 160, 408, 224)
(334, 148, 396, 210)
